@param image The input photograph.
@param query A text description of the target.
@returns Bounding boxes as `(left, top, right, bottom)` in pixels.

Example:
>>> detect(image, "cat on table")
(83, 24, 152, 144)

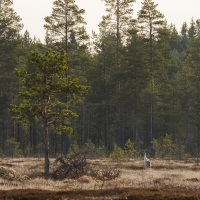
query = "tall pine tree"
(137, 0, 165, 146)
(11, 50, 89, 177)
(0, 0, 23, 152)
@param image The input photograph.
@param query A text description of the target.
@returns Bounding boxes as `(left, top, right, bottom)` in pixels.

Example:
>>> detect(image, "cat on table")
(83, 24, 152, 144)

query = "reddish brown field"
(0, 158, 200, 199)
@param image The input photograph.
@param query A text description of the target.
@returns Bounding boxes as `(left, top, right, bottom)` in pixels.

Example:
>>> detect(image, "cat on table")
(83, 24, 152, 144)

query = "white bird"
(144, 152, 151, 168)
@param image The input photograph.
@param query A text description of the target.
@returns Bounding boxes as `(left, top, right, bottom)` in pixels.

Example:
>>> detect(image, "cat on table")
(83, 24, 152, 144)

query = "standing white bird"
(144, 152, 151, 168)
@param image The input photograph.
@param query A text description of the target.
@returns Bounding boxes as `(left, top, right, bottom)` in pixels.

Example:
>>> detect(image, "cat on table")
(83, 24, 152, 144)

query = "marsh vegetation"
(0, 158, 200, 199)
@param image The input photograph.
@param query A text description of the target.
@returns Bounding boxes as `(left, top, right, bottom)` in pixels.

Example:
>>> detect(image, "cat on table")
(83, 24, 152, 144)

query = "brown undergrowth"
(0, 158, 200, 199)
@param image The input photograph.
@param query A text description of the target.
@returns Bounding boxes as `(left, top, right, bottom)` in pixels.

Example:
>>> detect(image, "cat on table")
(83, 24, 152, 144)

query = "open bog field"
(0, 158, 200, 199)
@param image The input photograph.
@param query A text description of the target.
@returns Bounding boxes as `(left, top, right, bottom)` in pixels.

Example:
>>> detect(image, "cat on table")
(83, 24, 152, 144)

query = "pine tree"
(44, 0, 90, 85)
(0, 0, 23, 95)
(155, 26, 180, 139)
(122, 29, 149, 148)
(102, 0, 135, 68)
(44, 0, 91, 155)
(84, 19, 116, 148)
(100, 0, 136, 148)
(182, 37, 200, 155)
(44, 0, 88, 53)
(195, 19, 200, 37)
(137, 0, 165, 145)
(11, 50, 89, 178)
(0, 0, 23, 152)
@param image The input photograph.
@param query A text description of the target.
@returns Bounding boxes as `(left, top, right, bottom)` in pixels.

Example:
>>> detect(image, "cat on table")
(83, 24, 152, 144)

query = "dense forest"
(0, 0, 200, 160)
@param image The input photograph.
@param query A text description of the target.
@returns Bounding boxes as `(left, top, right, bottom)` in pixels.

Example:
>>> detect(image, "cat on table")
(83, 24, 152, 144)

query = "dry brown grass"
(0, 157, 200, 199)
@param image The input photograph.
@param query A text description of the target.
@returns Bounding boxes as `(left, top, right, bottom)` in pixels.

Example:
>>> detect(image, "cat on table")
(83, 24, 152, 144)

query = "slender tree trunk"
(185, 96, 191, 152)
(149, 21, 155, 145)
(33, 121, 37, 155)
(116, 0, 120, 69)
(62, 134, 67, 157)
(116, 0, 122, 147)
(1, 122, 5, 151)
(81, 103, 86, 146)
(135, 113, 140, 149)
(44, 119, 50, 178)
(150, 93, 154, 143)
(103, 47, 108, 149)
(61, 9, 69, 157)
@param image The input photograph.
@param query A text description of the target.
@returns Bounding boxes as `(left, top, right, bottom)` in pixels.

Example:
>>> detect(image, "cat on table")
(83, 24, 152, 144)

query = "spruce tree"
(188, 18, 196, 40)
(180, 22, 188, 52)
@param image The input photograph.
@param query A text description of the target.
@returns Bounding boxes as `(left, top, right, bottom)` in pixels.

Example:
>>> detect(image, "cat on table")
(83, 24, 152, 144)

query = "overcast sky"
(12, 0, 200, 42)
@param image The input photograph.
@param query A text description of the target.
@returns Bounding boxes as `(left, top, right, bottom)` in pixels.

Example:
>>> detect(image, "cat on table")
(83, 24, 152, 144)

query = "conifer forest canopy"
(0, 0, 200, 160)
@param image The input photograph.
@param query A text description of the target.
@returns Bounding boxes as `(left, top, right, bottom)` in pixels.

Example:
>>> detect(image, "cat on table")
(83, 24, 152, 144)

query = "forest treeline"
(0, 0, 200, 159)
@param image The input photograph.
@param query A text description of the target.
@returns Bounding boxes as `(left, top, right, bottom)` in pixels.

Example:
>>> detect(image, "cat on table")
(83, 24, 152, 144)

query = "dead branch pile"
(52, 154, 88, 180)
(52, 155, 121, 181)
(0, 166, 26, 181)
(89, 168, 121, 181)
(0, 166, 18, 180)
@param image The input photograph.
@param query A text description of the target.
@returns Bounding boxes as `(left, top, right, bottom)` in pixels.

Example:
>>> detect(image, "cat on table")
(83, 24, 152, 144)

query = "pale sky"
(12, 0, 200, 43)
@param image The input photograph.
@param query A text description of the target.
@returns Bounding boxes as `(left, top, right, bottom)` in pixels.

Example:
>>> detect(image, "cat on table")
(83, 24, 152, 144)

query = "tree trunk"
(149, 21, 155, 146)
(62, 133, 67, 157)
(44, 120, 50, 178)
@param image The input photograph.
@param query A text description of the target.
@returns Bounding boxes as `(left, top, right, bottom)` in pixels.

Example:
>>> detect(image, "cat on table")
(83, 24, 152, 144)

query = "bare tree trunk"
(149, 21, 155, 146)
(135, 114, 140, 149)
(185, 96, 191, 152)
(44, 120, 50, 178)
(116, 0, 120, 69)
(62, 134, 67, 157)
